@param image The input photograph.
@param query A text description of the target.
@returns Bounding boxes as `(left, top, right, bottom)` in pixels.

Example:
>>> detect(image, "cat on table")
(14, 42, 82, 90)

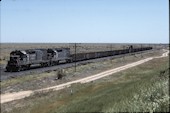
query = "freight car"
(70, 47, 131, 61)
(71, 46, 152, 62)
(6, 46, 152, 72)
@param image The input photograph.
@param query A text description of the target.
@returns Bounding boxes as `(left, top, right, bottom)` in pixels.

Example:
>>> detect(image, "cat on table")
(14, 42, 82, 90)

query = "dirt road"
(1, 49, 169, 104)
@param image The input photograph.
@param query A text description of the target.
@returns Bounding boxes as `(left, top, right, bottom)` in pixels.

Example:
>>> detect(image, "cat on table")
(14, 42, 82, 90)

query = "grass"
(1, 71, 56, 88)
(1, 53, 169, 113)
(1, 71, 57, 93)
(54, 57, 169, 113)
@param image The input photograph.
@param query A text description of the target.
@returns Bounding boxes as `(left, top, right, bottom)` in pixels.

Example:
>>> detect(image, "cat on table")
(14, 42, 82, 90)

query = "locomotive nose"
(6, 56, 20, 72)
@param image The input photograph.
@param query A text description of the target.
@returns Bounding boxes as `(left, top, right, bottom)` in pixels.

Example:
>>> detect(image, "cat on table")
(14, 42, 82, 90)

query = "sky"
(1, 0, 169, 43)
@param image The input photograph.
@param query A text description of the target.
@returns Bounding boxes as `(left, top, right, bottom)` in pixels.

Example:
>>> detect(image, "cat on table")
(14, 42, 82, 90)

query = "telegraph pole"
(110, 44, 113, 63)
(110, 44, 113, 52)
(154, 44, 156, 50)
(123, 45, 125, 60)
(74, 43, 77, 72)
(141, 44, 143, 57)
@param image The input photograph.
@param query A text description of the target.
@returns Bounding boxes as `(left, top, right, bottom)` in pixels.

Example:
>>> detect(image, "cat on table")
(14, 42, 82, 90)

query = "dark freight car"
(71, 53, 86, 61)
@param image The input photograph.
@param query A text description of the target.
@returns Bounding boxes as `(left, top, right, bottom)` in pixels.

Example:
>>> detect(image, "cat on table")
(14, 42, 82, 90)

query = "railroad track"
(0, 49, 154, 81)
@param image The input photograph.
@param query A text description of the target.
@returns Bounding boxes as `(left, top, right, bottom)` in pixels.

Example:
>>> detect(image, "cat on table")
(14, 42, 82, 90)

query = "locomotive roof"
(10, 50, 26, 55)
(12, 48, 70, 51)
(46, 47, 68, 49)
(48, 48, 70, 50)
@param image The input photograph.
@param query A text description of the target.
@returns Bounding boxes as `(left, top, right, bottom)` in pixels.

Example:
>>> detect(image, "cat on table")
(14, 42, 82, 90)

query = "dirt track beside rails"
(1, 49, 169, 104)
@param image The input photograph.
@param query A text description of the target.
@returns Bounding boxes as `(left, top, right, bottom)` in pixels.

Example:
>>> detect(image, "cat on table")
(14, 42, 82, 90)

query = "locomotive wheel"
(67, 59, 72, 63)
(6, 68, 10, 72)
(26, 64, 30, 70)
(41, 63, 44, 67)
(28, 64, 31, 69)
(51, 62, 55, 66)
(44, 62, 50, 67)
(48, 62, 51, 66)
(17, 66, 21, 72)
(41, 63, 46, 67)
(55, 61, 59, 65)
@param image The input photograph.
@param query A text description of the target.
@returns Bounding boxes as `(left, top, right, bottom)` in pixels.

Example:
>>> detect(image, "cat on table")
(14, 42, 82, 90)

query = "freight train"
(6, 46, 152, 72)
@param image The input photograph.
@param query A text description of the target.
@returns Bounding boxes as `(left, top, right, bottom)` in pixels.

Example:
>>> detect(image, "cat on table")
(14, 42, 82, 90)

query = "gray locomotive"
(6, 46, 152, 72)
(6, 48, 71, 72)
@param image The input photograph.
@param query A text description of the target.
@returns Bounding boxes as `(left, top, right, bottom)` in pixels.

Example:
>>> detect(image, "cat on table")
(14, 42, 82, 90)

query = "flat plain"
(0, 43, 168, 113)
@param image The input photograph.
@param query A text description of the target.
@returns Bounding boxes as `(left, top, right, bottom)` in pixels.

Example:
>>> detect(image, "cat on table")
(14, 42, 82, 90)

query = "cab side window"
(57, 50, 62, 52)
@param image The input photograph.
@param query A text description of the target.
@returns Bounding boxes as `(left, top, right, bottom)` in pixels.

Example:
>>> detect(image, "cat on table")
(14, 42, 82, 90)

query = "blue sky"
(1, 0, 169, 43)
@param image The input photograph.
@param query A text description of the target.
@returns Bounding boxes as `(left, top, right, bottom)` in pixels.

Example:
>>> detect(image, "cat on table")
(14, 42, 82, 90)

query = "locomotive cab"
(6, 50, 27, 72)
(47, 48, 72, 64)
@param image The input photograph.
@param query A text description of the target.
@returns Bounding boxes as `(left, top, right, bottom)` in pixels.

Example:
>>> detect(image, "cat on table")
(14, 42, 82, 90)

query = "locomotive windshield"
(10, 56, 19, 61)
